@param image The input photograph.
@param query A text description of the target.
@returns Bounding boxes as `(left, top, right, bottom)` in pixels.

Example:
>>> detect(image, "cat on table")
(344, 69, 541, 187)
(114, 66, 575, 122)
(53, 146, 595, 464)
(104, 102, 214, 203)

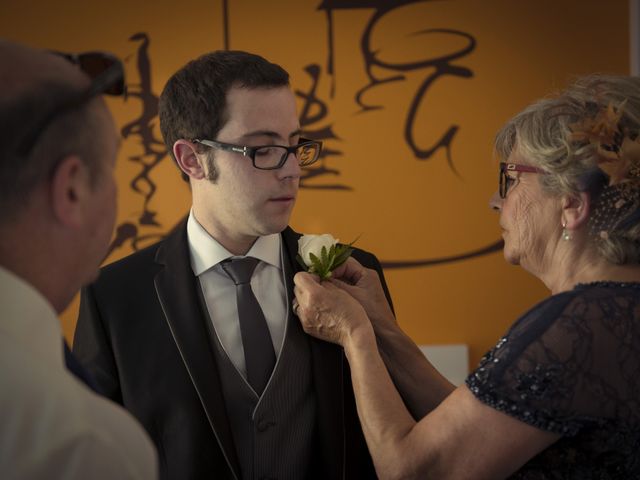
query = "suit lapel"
(154, 220, 241, 480)
(282, 228, 345, 478)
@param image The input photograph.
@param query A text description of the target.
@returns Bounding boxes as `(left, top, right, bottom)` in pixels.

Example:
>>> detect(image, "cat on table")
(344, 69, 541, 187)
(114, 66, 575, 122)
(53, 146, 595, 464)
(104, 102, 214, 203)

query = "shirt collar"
(0, 265, 63, 364)
(187, 210, 282, 276)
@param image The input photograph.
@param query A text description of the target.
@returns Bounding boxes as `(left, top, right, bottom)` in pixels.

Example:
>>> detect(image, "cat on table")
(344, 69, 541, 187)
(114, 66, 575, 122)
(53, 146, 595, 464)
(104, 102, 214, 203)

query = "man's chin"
(262, 222, 289, 235)
(262, 214, 293, 234)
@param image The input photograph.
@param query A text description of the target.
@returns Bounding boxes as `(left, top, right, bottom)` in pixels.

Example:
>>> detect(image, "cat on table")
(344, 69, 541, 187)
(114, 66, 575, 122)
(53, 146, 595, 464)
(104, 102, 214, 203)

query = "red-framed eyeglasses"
(499, 162, 545, 198)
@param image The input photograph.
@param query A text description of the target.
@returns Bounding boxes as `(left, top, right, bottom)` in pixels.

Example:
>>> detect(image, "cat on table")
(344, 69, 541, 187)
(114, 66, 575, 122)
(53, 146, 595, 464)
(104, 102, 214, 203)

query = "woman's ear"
(561, 192, 590, 230)
(173, 140, 206, 180)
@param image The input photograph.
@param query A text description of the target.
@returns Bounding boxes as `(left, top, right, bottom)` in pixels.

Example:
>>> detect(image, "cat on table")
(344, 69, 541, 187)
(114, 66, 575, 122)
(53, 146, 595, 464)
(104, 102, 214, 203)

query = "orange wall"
(1, 0, 629, 367)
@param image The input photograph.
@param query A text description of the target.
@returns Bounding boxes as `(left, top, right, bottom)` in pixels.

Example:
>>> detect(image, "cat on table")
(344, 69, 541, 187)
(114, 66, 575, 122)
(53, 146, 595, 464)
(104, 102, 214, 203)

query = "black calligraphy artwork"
(107, 32, 168, 256)
(296, 64, 350, 190)
(317, 0, 503, 267)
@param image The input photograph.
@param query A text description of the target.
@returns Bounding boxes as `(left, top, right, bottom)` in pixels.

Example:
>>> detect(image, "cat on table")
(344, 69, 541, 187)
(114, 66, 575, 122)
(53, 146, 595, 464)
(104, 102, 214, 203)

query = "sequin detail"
(465, 283, 640, 478)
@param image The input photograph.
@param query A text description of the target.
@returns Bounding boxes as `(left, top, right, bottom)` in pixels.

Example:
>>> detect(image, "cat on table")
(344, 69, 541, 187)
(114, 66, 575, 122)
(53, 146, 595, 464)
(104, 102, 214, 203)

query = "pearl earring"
(562, 221, 572, 241)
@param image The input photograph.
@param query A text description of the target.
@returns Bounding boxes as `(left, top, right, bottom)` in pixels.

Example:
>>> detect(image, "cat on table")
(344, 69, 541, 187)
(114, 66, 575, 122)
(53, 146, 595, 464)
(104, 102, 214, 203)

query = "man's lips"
(269, 195, 296, 202)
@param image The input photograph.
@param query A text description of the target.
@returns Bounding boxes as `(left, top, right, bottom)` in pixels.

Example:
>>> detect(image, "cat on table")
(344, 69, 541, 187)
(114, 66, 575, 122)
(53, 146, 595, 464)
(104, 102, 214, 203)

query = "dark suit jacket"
(74, 221, 394, 480)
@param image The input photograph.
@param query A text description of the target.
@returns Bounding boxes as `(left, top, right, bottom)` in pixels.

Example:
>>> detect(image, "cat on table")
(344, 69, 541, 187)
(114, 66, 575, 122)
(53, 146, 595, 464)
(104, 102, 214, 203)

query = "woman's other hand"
(330, 257, 397, 330)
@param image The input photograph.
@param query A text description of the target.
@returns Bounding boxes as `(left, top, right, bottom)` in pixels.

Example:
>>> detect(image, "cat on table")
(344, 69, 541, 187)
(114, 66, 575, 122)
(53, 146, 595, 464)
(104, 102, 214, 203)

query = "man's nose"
(278, 151, 301, 179)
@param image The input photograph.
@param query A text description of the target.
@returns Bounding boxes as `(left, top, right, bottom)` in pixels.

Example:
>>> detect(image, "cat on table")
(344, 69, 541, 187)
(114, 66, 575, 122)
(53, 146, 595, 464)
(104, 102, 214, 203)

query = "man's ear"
(174, 140, 206, 180)
(561, 191, 590, 230)
(50, 155, 90, 229)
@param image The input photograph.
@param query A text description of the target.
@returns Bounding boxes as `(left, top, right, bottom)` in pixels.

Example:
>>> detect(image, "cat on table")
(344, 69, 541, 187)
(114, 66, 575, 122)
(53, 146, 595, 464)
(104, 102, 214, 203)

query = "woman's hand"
(293, 271, 373, 347)
(329, 257, 397, 331)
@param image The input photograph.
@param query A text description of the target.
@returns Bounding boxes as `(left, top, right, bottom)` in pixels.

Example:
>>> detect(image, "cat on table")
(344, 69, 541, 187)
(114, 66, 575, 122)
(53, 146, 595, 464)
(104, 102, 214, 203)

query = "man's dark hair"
(0, 83, 105, 223)
(158, 50, 290, 181)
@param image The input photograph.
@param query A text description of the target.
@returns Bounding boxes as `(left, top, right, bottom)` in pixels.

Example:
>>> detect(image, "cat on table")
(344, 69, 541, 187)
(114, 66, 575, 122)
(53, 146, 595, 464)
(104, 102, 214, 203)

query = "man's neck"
(190, 213, 258, 256)
(0, 221, 73, 314)
(222, 235, 258, 256)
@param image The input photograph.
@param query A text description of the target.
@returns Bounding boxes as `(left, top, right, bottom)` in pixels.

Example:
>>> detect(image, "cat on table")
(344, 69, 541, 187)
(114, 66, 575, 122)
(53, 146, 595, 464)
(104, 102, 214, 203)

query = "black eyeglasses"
(17, 50, 126, 157)
(499, 162, 545, 198)
(192, 137, 323, 170)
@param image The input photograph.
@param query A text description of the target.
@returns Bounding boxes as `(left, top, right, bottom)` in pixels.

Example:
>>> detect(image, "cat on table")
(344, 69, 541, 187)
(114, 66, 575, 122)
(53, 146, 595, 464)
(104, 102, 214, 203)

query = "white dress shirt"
(0, 266, 157, 480)
(187, 211, 288, 382)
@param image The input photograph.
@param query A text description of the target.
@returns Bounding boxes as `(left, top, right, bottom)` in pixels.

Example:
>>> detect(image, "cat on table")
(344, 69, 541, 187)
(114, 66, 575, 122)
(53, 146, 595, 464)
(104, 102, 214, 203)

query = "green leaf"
(332, 246, 354, 269)
(309, 252, 323, 274)
(298, 236, 360, 281)
(320, 245, 328, 266)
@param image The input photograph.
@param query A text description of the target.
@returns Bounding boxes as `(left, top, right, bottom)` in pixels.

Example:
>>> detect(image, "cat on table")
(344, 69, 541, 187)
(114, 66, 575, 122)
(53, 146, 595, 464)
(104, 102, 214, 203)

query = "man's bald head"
(0, 40, 114, 224)
(0, 40, 88, 97)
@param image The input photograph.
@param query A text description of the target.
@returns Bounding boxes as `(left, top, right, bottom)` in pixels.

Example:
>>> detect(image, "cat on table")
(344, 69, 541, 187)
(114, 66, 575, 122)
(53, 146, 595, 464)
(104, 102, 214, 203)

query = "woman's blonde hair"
(495, 75, 640, 264)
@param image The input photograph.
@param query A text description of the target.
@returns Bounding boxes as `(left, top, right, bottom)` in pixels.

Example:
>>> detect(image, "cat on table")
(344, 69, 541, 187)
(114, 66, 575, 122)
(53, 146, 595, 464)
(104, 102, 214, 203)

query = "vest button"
(256, 419, 275, 432)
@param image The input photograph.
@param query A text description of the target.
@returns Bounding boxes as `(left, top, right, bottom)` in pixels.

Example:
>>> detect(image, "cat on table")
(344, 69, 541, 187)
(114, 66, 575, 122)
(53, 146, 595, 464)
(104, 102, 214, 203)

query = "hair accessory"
(568, 100, 640, 186)
(569, 101, 640, 246)
(587, 181, 640, 240)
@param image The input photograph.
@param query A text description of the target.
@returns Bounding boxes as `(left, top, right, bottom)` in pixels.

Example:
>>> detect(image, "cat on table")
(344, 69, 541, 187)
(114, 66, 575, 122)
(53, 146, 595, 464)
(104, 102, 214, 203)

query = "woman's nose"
(489, 190, 503, 211)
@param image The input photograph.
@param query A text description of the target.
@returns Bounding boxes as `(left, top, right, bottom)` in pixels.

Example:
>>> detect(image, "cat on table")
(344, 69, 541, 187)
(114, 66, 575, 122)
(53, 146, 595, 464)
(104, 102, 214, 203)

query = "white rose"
(298, 233, 339, 268)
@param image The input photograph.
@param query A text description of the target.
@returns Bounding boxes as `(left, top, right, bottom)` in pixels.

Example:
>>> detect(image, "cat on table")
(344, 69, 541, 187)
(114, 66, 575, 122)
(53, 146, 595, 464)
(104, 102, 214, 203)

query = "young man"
(0, 40, 157, 479)
(73, 50, 393, 479)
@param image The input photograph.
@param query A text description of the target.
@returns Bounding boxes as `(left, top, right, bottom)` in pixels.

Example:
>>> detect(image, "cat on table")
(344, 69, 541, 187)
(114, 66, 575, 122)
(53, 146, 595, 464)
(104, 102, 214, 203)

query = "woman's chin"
(502, 247, 521, 266)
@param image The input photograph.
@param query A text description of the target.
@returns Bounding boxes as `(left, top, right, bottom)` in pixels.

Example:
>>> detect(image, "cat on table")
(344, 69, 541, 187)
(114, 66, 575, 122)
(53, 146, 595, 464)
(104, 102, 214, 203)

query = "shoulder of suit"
(351, 246, 378, 266)
(100, 218, 187, 276)
(101, 240, 162, 274)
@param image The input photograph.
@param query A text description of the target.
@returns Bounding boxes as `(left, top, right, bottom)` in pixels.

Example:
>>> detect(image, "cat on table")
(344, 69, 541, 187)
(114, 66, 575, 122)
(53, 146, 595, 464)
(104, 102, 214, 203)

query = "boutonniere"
(297, 233, 354, 281)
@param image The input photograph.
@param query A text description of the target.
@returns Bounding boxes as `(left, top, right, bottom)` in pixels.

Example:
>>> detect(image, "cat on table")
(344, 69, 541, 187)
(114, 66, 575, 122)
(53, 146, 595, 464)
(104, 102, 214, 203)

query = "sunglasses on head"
(54, 51, 126, 97)
(17, 50, 126, 157)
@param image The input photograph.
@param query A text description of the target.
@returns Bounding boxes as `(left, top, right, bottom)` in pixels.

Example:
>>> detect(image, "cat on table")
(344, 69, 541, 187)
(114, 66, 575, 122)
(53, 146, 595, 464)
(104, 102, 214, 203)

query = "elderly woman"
(293, 75, 640, 479)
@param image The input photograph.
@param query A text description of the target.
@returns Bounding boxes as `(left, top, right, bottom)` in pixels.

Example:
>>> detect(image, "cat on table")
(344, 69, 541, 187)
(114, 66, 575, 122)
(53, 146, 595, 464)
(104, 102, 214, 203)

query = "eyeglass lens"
(254, 143, 321, 169)
(499, 167, 516, 198)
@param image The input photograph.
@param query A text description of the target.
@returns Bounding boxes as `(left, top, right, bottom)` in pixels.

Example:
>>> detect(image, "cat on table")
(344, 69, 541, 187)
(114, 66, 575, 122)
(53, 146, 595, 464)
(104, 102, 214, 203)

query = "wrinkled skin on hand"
(293, 272, 370, 346)
(328, 257, 396, 329)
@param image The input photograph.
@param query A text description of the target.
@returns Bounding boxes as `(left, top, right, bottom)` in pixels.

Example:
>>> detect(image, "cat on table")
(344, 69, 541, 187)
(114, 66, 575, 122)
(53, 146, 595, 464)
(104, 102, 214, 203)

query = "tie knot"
(221, 257, 260, 285)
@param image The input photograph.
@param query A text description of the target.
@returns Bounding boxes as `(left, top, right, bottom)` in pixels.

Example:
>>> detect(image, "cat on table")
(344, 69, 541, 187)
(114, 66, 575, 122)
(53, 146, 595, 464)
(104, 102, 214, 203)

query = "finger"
(331, 257, 365, 285)
(328, 277, 359, 296)
(294, 271, 321, 288)
(293, 285, 307, 309)
(294, 278, 320, 311)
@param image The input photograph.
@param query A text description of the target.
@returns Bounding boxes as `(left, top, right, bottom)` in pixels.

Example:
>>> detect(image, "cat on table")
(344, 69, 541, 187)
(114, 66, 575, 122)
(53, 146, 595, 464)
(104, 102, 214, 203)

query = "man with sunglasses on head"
(0, 40, 157, 479)
(73, 50, 394, 479)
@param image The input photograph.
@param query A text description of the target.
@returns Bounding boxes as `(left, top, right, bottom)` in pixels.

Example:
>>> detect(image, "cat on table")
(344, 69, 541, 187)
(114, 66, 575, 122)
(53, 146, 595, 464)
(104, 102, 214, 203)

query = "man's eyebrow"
(238, 129, 302, 142)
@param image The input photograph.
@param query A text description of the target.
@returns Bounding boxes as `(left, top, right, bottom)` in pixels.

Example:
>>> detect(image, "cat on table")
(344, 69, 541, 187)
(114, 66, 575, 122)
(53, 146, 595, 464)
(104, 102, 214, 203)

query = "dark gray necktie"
(221, 257, 276, 394)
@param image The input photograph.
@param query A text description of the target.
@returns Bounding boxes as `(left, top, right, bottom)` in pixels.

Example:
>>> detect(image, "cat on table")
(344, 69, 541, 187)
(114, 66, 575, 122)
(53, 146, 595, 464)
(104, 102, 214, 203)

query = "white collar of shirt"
(0, 265, 63, 365)
(187, 210, 282, 274)
(186, 210, 288, 389)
